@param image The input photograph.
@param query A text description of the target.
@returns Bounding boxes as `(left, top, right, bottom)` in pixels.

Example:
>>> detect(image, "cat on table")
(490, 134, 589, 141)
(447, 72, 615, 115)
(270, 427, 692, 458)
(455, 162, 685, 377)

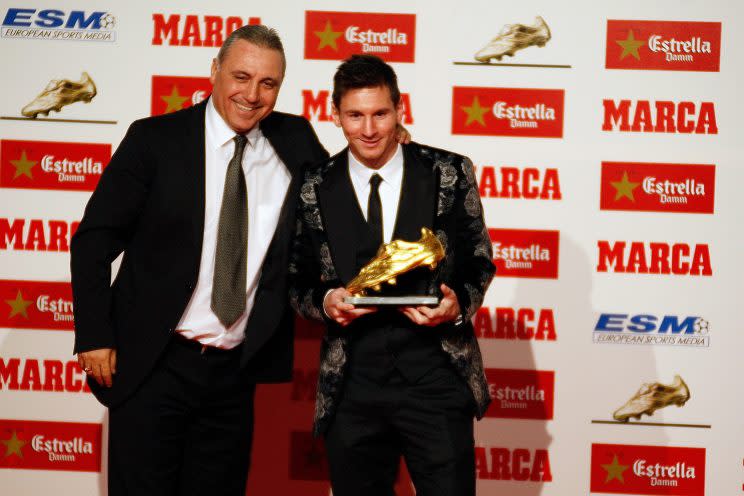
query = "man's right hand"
(323, 288, 377, 327)
(77, 348, 116, 387)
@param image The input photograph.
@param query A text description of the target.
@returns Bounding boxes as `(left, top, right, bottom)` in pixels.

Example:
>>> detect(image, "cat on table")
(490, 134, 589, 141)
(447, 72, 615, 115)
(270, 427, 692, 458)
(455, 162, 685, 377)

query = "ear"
(331, 104, 341, 128)
(396, 100, 404, 125)
(209, 59, 218, 85)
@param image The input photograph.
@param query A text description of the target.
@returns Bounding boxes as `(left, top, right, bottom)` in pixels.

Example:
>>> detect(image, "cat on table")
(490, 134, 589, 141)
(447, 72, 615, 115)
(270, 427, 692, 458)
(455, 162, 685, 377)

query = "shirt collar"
(347, 144, 403, 188)
(205, 97, 261, 150)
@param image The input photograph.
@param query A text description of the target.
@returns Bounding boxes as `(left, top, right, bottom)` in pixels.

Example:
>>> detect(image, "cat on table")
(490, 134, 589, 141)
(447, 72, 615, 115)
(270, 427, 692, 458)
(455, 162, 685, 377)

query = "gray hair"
(217, 25, 286, 74)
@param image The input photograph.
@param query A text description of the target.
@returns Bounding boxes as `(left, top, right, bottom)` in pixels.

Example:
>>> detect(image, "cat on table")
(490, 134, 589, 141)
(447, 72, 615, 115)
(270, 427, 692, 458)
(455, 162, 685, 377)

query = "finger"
(405, 307, 429, 326)
(417, 305, 440, 319)
(99, 360, 113, 388)
(91, 363, 104, 386)
(336, 302, 356, 312)
(110, 350, 117, 375)
(440, 283, 454, 296)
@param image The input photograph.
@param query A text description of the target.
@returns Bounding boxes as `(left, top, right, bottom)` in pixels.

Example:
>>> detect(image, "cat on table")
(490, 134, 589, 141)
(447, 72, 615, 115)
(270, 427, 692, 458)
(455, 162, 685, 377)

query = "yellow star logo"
(616, 30, 644, 60)
(5, 290, 32, 319)
(461, 96, 488, 127)
(10, 150, 37, 180)
(314, 20, 342, 51)
(161, 86, 189, 113)
(601, 454, 629, 483)
(611, 171, 640, 202)
(2, 430, 27, 459)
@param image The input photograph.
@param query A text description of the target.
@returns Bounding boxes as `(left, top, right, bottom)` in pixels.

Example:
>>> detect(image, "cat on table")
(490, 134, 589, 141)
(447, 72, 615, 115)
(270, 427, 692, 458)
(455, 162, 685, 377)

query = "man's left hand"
(399, 284, 461, 327)
(395, 124, 411, 144)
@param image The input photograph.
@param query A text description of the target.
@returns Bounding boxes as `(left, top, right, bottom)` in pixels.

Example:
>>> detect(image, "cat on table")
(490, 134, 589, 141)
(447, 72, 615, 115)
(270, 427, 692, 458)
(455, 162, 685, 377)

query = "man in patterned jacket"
(289, 55, 495, 496)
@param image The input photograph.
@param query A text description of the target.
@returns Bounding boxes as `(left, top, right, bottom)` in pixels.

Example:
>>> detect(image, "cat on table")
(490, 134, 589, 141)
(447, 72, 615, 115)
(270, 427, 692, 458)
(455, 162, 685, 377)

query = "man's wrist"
(322, 288, 335, 319)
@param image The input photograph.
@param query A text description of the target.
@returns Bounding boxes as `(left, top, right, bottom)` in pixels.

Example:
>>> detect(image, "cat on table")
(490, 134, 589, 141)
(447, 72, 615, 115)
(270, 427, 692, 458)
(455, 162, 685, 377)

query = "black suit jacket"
(288, 142, 495, 434)
(70, 100, 328, 407)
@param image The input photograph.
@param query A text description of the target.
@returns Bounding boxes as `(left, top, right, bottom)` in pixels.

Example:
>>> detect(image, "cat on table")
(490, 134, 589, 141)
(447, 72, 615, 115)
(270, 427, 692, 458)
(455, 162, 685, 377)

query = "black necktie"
(211, 134, 248, 328)
(367, 173, 383, 248)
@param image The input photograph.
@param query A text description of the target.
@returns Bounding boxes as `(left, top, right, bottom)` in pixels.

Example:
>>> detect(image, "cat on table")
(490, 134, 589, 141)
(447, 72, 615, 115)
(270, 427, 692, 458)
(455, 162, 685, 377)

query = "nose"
(244, 81, 260, 103)
(362, 116, 376, 137)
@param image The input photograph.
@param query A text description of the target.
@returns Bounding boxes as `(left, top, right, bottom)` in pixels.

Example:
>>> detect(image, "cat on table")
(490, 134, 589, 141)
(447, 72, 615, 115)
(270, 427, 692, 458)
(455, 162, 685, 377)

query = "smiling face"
(332, 85, 402, 169)
(209, 39, 284, 134)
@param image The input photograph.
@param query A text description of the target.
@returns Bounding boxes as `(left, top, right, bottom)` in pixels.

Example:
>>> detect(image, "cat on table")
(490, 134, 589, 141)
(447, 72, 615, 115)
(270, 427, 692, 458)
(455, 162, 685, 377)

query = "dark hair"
(332, 55, 400, 108)
(217, 25, 285, 74)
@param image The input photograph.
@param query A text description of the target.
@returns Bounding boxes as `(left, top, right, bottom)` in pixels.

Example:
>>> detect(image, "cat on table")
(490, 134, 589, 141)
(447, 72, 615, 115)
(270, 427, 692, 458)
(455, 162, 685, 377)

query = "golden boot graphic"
(347, 227, 445, 295)
(613, 375, 690, 422)
(475, 16, 551, 62)
(21, 72, 97, 118)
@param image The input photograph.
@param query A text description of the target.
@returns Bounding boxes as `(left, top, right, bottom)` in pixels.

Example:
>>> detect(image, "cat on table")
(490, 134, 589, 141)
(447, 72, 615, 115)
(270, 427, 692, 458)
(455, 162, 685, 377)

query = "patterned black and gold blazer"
(289, 142, 495, 435)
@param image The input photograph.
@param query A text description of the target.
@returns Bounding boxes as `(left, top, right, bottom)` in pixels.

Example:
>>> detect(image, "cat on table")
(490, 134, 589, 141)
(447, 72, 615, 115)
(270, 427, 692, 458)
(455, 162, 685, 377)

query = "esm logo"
(594, 313, 709, 347)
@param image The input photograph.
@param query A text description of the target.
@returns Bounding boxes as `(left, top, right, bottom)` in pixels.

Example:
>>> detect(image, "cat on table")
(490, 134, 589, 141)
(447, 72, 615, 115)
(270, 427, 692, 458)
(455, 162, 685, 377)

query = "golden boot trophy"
(474, 16, 551, 63)
(345, 227, 444, 305)
(613, 375, 691, 422)
(21, 72, 97, 118)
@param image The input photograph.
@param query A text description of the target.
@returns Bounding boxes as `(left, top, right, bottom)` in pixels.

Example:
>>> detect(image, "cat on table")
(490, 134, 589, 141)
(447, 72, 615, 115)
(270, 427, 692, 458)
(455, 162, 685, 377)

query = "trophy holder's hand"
(399, 284, 461, 327)
(324, 287, 378, 327)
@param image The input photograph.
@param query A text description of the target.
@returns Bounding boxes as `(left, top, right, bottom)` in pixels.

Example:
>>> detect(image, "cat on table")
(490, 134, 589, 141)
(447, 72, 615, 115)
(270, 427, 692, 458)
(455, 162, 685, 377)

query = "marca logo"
(474, 307, 556, 341)
(0, 357, 90, 392)
(602, 99, 717, 134)
(591, 443, 705, 495)
(0, 419, 101, 472)
(0, 280, 73, 330)
(594, 313, 709, 348)
(601, 162, 715, 214)
(0, 140, 109, 192)
(476, 166, 561, 199)
(305, 11, 416, 62)
(0, 218, 79, 252)
(453, 87, 564, 138)
(151, 76, 211, 116)
(476, 447, 552, 482)
(485, 368, 554, 420)
(301, 89, 414, 124)
(489, 228, 559, 279)
(289, 431, 328, 481)
(1, 8, 116, 42)
(151, 14, 261, 47)
(606, 20, 721, 72)
(597, 241, 712, 276)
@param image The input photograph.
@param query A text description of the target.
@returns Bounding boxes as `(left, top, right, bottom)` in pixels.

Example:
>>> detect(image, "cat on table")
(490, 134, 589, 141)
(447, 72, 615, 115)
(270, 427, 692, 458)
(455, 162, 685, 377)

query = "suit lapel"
(393, 144, 436, 241)
(318, 150, 358, 285)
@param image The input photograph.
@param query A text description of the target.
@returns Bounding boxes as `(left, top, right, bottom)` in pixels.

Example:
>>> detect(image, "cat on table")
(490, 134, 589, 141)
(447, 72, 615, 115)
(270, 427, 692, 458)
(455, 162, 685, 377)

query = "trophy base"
(344, 296, 439, 306)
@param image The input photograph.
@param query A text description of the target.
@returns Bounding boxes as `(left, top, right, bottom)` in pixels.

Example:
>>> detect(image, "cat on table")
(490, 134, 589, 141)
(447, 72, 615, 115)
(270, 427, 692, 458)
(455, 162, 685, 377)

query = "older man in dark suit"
(70, 25, 329, 495)
(289, 55, 495, 496)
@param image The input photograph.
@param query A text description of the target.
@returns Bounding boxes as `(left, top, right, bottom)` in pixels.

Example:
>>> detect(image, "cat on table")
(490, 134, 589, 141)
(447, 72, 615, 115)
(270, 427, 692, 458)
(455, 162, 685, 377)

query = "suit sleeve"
(451, 156, 495, 322)
(301, 117, 330, 165)
(287, 192, 329, 323)
(70, 120, 153, 353)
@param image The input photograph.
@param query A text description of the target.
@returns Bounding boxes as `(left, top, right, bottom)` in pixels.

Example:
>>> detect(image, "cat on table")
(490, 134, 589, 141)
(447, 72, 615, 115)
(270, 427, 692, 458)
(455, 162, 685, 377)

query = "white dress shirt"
(348, 145, 404, 243)
(176, 98, 291, 349)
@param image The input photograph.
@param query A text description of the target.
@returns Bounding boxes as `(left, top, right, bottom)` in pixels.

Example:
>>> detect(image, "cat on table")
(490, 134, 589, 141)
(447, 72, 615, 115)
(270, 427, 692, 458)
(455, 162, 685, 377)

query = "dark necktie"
(211, 134, 249, 328)
(367, 173, 383, 248)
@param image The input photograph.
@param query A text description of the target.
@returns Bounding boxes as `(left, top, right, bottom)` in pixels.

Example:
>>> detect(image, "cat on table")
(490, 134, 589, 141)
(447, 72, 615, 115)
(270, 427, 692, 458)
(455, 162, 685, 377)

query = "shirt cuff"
(322, 288, 335, 319)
